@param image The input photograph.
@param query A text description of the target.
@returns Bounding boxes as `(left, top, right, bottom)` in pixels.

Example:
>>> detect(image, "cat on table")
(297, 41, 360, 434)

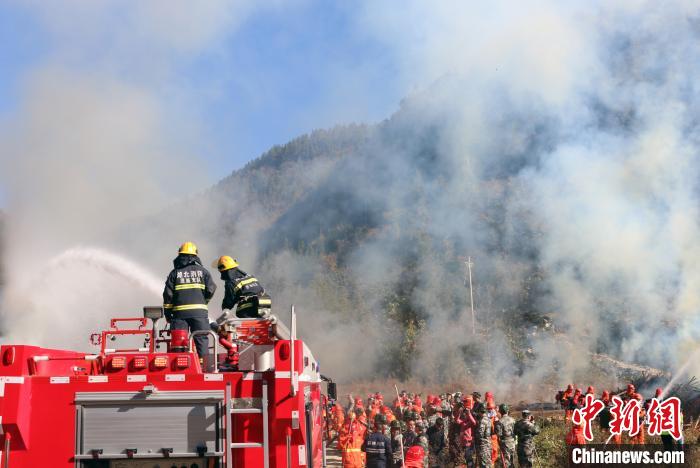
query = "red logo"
(647, 397, 682, 440)
(573, 393, 683, 441)
(609, 396, 642, 437)
(572, 394, 604, 441)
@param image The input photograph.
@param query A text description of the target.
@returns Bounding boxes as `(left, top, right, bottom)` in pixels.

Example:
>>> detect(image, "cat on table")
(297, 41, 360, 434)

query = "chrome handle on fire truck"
(189, 330, 219, 373)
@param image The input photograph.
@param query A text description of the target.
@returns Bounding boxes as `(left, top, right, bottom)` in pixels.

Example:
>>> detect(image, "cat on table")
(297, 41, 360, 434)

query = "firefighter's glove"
(209, 320, 220, 333)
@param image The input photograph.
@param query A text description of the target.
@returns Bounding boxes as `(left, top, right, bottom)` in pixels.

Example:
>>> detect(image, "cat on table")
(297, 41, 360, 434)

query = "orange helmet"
(462, 395, 474, 409)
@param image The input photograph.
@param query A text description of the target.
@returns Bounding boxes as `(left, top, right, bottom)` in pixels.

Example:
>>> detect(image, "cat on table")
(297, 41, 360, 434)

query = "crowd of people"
(328, 390, 540, 468)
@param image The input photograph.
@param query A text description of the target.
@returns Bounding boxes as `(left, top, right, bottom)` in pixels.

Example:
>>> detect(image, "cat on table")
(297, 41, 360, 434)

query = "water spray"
(47, 247, 162, 296)
(660, 348, 700, 399)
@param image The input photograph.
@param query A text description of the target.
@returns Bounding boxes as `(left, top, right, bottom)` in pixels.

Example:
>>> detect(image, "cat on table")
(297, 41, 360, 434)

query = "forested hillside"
(176, 90, 560, 386)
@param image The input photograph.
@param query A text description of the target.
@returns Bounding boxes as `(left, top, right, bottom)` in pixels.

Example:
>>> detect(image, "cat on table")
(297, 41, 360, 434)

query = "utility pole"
(465, 256, 476, 335)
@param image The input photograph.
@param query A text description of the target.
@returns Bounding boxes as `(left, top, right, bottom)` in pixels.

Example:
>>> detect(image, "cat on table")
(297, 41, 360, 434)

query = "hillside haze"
(3, 4, 700, 395)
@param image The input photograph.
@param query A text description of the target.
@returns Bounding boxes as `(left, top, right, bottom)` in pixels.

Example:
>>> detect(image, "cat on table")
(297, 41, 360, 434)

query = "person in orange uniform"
(631, 393, 646, 445)
(562, 384, 574, 421)
(338, 408, 367, 468)
(566, 416, 586, 446)
(382, 405, 396, 424)
(331, 402, 346, 436)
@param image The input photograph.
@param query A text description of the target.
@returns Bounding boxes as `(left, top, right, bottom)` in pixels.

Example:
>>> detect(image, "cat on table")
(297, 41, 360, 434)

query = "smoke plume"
(2, 1, 700, 399)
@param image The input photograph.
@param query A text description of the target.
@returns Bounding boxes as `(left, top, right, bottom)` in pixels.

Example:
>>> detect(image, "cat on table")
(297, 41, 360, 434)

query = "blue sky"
(0, 1, 405, 205)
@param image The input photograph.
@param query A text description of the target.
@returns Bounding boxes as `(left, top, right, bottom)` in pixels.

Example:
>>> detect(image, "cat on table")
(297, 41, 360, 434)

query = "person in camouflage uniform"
(494, 404, 516, 468)
(390, 420, 404, 468)
(416, 421, 430, 468)
(475, 405, 492, 468)
(426, 417, 448, 467)
(448, 403, 467, 466)
(514, 410, 540, 468)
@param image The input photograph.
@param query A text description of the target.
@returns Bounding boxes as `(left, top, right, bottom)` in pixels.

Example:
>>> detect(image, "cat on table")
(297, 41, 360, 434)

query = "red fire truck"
(0, 305, 336, 467)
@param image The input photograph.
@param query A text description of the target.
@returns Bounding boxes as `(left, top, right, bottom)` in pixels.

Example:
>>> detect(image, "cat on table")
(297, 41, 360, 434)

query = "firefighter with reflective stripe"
(363, 414, 393, 468)
(338, 408, 366, 468)
(216, 256, 270, 318)
(162, 242, 217, 359)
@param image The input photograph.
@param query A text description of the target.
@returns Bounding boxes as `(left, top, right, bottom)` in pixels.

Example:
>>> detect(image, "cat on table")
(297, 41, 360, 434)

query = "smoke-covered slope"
(189, 6, 700, 389)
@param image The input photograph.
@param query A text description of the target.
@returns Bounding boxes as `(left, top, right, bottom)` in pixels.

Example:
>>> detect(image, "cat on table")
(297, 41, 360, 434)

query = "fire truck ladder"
(225, 379, 270, 468)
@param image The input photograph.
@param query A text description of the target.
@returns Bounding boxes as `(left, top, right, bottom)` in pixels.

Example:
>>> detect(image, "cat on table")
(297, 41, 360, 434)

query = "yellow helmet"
(178, 241, 198, 255)
(216, 255, 239, 272)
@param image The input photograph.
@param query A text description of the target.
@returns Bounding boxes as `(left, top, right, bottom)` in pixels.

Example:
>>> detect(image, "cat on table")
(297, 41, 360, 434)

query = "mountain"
(157, 87, 557, 384)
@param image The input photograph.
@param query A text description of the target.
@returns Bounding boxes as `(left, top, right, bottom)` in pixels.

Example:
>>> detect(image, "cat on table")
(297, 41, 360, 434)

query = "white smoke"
(0, 2, 278, 346)
(347, 0, 700, 390)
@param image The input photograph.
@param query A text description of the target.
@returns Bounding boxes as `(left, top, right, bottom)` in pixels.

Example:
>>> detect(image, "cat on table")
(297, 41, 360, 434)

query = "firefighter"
(162, 242, 217, 360)
(514, 410, 540, 468)
(494, 404, 515, 468)
(331, 402, 346, 438)
(339, 408, 366, 468)
(363, 414, 394, 468)
(457, 396, 478, 468)
(631, 393, 646, 445)
(216, 255, 271, 318)
(474, 405, 492, 468)
(561, 384, 574, 421)
(565, 418, 586, 445)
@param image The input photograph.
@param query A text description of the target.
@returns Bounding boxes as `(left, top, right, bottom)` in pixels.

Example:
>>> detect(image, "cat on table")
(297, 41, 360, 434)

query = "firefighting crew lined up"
(330, 390, 540, 468)
(162, 242, 270, 359)
(327, 382, 684, 467)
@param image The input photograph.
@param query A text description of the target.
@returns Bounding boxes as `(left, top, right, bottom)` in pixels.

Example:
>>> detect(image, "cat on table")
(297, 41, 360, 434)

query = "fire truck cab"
(0, 305, 335, 468)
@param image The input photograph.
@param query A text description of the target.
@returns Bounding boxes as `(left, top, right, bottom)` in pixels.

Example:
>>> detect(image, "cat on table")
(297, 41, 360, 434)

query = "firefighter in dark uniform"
(216, 255, 271, 318)
(163, 242, 217, 359)
(363, 414, 394, 468)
